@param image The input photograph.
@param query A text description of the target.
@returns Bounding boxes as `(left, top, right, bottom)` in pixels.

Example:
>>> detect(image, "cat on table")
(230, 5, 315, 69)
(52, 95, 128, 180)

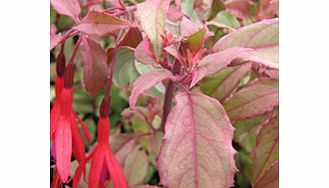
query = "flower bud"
(64, 63, 75, 88)
(56, 51, 66, 77)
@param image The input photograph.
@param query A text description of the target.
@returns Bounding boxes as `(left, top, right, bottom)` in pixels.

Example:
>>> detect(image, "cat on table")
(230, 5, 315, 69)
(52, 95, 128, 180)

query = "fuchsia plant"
(50, 0, 279, 187)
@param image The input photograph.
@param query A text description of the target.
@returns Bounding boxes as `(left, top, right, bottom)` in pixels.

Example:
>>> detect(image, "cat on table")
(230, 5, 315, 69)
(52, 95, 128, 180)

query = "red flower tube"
(51, 63, 90, 183)
(73, 95, 128, 188)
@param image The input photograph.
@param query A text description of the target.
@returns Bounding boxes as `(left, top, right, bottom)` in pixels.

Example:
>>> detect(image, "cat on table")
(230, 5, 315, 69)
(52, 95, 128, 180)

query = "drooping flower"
(73, 95, 128, 188)
(51, 63, 90, 183)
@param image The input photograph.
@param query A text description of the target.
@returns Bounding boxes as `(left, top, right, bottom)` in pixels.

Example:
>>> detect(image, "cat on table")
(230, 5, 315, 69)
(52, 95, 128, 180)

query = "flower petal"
(55, 117, 72, 182)
(89, 148, 104, 188)
(50, 101, 61, 140)
(74, 112, 91, 143)
(105, 149, 128, 188)
(71, 114, 86, 163)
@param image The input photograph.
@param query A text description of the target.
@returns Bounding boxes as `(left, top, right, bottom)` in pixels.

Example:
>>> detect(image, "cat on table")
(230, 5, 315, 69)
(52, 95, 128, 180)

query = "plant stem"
(160, 60, 181, 132)
(160, 80, 175, 132)
(68, 36, 82, 63)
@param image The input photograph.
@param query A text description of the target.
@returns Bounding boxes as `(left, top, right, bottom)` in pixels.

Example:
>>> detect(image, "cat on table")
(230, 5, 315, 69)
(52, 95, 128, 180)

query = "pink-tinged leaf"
(200, 47, 253, 75)
(136, 0, 171, 57)
(129, 69, 176, 109)
(158, 92, 237, 188)
(74, 9, 133, 36)
(223, 0, 254, 19)
(55, 118, 72, 182)
(254, 161, 279, 188)
(201, 63, 252, 102)
(51, 0, 81, 21)
(118, 27, 143, 48)
(110, 134, 137, 165)
(264, 69, 279, 79)
(251, 117, 279, 188)
(190, 66, 207, 88)
(257, 0, 279, 20)
(224, 79, 278, 120)
(180, 16, 200, 36)
(213, 19, 279, 69)
(168, 5, 184, 22)
(134, 185, 161, 188)
(135, 39, 156, 64)
(164, 45, 184, 65)
(123, 148, 149, 186)
(50, 25, 62, 50)
(80, 36, 108, 96)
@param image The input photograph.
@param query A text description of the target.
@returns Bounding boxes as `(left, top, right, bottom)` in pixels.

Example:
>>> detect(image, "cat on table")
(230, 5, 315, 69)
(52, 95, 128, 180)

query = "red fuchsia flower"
(51, 63, 91, 183)
(73, 95, 128, 188)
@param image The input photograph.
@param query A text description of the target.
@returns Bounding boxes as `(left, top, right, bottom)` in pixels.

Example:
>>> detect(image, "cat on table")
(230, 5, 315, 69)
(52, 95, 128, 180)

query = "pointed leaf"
(200, 47, 253, 75)
(135, 39, 156, 64)
(213, 19, 279, 69)
(129, 69, 176, 108)
(190, 66, 207, 88)
(124, 148, 149, 186)
(158, 92, 237, 188)
(201, 63, 251, 102)
(74, 9, 133, 36)
(118, 27, 143, 48)
(207, 11, 240, 30)
(181, 27, 207, 55)
(80, 36, 108, 96)
(252, 117, 279, 188)
(51, 0, 81, 21)
(224, 0, 254, 19)
(136, 0, 171, 57)
(110, 134, 137, 165)
(224, 79, 279, 120)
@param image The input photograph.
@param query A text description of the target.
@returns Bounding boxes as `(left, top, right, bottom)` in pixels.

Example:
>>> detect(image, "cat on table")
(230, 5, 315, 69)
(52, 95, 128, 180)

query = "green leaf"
(124, 147, 149, 186)
(208, 11, 240, 30)
(113, 47, 140, 89)
(182, 27, 207, 54)
(200, 63, 251, 102)
(114, 47, 165, 98)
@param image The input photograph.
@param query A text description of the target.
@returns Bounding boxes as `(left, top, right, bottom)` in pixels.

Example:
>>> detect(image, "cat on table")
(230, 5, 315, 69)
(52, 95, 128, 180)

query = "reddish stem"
(160, 80, 175, 132)
(68, 36, 82, 63)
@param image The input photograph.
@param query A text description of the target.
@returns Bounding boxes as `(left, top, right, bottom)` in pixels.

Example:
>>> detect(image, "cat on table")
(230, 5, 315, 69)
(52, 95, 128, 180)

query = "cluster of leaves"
(50, 0, 278, 187)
